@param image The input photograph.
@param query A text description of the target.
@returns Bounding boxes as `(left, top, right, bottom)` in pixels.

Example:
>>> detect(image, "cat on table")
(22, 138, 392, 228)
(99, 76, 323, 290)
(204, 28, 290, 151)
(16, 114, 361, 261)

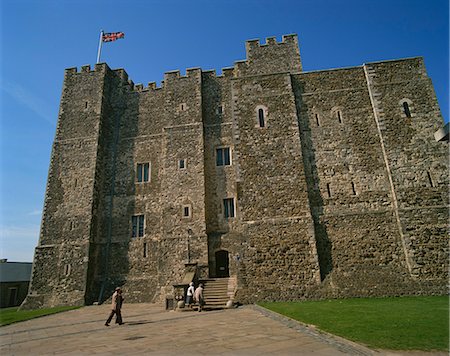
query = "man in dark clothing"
(105, 287, 124, 326)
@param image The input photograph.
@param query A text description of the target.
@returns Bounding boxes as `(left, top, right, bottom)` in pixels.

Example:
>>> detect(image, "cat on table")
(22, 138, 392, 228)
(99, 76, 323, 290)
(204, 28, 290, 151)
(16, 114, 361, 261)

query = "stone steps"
(199, 277, 236, 308)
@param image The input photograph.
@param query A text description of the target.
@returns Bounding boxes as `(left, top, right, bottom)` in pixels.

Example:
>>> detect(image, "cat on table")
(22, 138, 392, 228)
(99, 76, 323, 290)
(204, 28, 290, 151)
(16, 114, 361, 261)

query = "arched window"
(331, 107, 344, 124)
(258, 108, 265, 127)
(256, 105, 268, 128)
(403, 101, 411, 118)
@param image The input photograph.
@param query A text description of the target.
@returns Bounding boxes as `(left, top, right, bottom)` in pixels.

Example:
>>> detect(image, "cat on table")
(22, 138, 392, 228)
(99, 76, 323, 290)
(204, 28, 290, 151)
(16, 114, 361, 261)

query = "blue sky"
(1, 0, 448, 262)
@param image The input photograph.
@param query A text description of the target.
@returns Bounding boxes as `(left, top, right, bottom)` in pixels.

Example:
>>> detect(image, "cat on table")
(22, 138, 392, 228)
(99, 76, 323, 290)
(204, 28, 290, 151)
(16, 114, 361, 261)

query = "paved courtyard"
(0, 303, 446, 355)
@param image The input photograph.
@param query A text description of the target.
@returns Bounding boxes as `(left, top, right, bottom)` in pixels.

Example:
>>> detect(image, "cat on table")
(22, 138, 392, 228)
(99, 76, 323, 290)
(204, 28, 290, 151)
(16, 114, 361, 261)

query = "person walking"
(105, 287, 124, 326)
(186, 282, 195, 308)
(193, 283, 205, 312)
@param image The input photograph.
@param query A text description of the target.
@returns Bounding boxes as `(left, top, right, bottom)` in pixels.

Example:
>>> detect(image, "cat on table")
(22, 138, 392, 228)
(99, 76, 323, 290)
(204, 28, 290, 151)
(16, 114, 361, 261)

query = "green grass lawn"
(0, 306, 80, 326)
(258, 296, 449, 351)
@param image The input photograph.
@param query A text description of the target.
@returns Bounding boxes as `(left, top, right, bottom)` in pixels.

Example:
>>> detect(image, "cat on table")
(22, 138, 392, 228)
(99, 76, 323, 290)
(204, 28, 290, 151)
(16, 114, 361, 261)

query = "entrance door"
(215, 250, 229, 277)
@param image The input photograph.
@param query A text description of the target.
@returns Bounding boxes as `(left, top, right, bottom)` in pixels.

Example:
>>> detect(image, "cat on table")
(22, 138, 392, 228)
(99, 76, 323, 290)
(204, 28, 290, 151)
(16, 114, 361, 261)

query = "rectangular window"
(216, 147, 231, 166)
(183, 206, 190, 217)
(179, 159, 186, 169)
(143, 242, 147, 258)
(223, 198, 235, 218)
(132, 214, 145, 237)
(136, 163, 150, 183)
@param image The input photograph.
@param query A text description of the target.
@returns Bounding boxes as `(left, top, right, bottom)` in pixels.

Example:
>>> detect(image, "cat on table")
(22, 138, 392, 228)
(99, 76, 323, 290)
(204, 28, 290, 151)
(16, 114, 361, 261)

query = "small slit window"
(179, 159, 186, 169)
(403, 101, 411, 118)
(183, 206, 191, 217)
(315, 113, 320, 126)
(326, 183, 332, 198)
(427, 171, 434, 187)
(143, 242, 148, 258)
(337, 110, 343, 123)
(258, 108, 265, 127)
(351, 182, 357, 195)
(64, 264, 71, 276)
(132, 215, 145, 238)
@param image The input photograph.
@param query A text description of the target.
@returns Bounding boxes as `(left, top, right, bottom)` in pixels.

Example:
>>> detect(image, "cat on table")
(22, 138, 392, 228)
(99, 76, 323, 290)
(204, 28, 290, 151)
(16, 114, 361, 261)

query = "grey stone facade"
(22, 34, 448, 309)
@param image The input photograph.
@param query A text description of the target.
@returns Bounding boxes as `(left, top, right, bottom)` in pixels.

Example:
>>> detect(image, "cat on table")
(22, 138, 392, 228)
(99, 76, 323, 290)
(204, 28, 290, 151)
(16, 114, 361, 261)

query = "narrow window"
(180, 103, 186, 111)
(403, 102, 411, 118)
(427, 171, 434, 187)
(143, 242, 147, 258)
(74, 178, 78, 187)
(85, 101, 88, 109)
(223, 198, 235, 218)
(351, 182, 357, 195)
(179, 159, 186, 169)
(217, 106, 223, 115)
(315, 114, 320, 127)
(337, 110, 343, 123)
(64, 264, 71, 276)
(183, 206, 190, 217)
(216, 147, 231, 166)
(137, 163, 150, 183)
(258, 108, 265, 128)
(70, 221, 74, 230)
(132, 214, 145, 238)
(326, 183, 332, 198)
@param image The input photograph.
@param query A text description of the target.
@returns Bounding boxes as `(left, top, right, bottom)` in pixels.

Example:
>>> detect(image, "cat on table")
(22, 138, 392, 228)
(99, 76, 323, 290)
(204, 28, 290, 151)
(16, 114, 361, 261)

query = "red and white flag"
(102, 32, 125, 42)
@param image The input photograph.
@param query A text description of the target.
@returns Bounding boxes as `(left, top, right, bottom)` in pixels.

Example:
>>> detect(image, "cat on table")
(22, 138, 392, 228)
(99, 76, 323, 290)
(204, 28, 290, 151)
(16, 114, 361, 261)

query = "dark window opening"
(223, 198, 235, 218)
(427, 171, 434, 187)
(351, 182, 357, 195)
(143, 243, 147, 258)
(132, 215, 145, 238)
(337, 111, 342, 123)
(315, 114, 320, 126)
(218, 106, 223, 114)
(179, 159, 185, 169)
(216, 147, 231, 166)
(258, 108, 265, 127)
(183, 206, 190, 217)
(65, 264, 70, 276)
(137, 163, 150, 183)
(326, 183, 332, 198)
(85, 101, 88, 109)
(403, 102, 411, 118)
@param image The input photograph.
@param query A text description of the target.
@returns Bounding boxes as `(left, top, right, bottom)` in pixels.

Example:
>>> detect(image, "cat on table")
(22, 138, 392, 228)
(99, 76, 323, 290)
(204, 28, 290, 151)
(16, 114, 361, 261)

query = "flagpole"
(96, 30, 104, 64)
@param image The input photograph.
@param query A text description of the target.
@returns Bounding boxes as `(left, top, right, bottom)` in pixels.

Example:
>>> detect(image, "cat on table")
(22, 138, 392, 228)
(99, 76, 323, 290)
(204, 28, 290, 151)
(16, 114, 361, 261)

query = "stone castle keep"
(22, 34, 448, 309)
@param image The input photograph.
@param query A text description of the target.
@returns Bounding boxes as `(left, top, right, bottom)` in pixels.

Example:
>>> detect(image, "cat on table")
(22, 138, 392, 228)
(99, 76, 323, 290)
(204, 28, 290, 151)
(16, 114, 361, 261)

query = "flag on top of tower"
(102, 32, 125, 42)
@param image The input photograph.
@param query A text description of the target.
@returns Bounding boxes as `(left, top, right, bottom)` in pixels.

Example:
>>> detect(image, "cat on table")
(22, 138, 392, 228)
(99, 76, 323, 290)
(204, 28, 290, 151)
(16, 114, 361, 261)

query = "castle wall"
(24, 35, 448, 309)
(365, 59, 449, 285)
(293, 66, 421, 297)
(23, 65, 108, 308)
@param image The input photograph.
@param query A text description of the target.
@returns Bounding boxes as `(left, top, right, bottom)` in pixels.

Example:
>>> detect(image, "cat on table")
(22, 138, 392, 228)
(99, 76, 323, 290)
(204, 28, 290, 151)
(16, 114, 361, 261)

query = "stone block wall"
(24, 35, 448, 309)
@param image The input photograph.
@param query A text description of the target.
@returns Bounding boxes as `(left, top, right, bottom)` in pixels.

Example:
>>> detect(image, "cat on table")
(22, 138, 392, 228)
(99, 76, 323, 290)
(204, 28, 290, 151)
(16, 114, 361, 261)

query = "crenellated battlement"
(245, 34, 298, 52)
(64, 34, 301, 92)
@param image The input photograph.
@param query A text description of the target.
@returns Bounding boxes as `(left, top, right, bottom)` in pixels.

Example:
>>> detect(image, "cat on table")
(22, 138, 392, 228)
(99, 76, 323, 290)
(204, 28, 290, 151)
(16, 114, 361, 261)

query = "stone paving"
(0, 303, 447, 355)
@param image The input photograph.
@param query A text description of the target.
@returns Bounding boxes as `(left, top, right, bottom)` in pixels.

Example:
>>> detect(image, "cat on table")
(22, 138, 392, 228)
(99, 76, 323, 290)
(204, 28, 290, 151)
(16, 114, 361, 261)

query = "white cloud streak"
(2, 81, 56, 125)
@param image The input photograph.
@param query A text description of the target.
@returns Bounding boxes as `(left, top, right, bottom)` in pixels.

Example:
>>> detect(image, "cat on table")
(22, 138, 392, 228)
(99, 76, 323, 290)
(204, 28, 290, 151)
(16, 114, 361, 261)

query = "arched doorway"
(215, 250, 229, 277)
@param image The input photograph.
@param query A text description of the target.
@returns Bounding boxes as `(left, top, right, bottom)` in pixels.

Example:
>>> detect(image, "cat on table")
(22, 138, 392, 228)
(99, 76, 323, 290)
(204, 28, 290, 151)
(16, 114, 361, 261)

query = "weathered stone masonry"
(22, 34, 448, 309)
